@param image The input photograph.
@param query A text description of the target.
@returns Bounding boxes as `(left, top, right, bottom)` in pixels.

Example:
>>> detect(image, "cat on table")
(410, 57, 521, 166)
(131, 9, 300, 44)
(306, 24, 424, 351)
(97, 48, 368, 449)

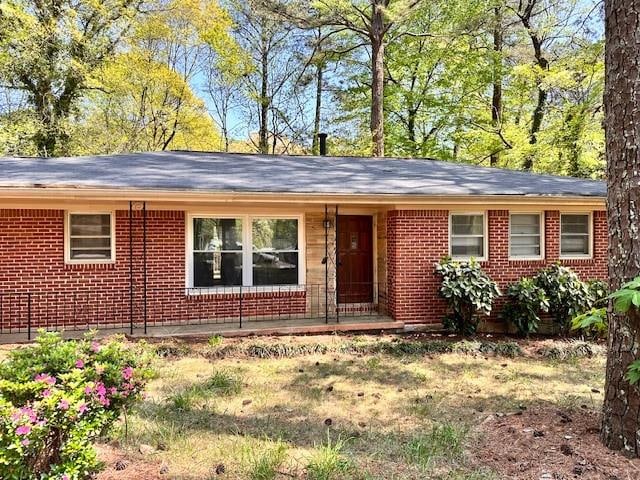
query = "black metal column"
(129, 201, 133, 335)
(335, 204, 339, 324)
(143, 201, 147, 335)
(324, 205, 329, 323)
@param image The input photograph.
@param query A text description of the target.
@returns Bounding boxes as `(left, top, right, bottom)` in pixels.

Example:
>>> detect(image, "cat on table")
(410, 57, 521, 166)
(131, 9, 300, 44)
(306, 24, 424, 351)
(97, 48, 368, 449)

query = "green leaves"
(502, 277, 549, 336)
(626, 360, 640, 386)
(436, 257, 500, 335)
(609, 278, 640, 313)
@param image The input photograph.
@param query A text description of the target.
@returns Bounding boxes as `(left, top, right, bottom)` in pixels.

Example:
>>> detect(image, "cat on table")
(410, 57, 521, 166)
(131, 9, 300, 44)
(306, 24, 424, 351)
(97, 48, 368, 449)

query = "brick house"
(0, 151, 607, 339)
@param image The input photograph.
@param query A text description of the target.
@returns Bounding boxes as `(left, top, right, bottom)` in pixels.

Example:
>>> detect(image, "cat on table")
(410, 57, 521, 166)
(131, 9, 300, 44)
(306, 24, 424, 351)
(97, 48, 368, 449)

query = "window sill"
(185, 285, 307, 296)
(64, 261, 116, 270)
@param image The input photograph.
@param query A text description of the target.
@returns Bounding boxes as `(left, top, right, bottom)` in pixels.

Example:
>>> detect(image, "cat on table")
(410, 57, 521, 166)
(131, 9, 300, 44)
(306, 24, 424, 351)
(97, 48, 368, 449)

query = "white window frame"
(559, 212, 593, 259)
(186, 213, 305, 292)
(64, 211, 116, 264)
(508, 212, 545, 261)
(449, 211, 488, 262)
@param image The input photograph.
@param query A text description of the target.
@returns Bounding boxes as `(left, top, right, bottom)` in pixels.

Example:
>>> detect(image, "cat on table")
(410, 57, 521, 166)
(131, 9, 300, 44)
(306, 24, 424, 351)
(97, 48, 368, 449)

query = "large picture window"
(560, 213, 591, 257)
(192, 218, 243, 287)
(252, 219, 299, 285)
(66, 213, 114, 262)
(189, 215, 301, 288)
(450, 213, 486, 260)
(509, 213, 542, 259)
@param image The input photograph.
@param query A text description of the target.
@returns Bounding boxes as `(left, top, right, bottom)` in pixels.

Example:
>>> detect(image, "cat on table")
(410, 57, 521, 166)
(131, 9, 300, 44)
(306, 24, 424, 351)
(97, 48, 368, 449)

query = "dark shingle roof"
(0, 151, 606, 197)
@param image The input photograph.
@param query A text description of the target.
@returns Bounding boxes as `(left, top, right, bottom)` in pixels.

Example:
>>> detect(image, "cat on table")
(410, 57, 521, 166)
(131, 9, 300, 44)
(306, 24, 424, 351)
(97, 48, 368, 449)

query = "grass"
(106, 334, 606, 479)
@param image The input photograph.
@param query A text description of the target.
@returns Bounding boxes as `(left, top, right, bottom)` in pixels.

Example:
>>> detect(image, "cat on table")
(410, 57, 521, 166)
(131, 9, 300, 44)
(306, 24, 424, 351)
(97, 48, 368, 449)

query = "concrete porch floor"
(0, 315, 404, 343)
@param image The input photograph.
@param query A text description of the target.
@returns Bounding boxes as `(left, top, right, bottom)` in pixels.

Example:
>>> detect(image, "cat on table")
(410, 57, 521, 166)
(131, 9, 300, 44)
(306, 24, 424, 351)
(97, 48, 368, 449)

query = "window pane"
(70, 250, 111, 260)
(511, 245, 540, 257)
(452, 215, 483, 235)
(193, 218, 242, 251)
(561, 235, 589, 256)
(561, 215, 589, 234)
(253, 251, 299, 285)
(451, 236, 483, 257)
(511, 214, 540, 235)
(70, 214, 110, 236)
(71, 237, 111, 249)
(193, 252, 242, 287)
(252, 219, 298, 251)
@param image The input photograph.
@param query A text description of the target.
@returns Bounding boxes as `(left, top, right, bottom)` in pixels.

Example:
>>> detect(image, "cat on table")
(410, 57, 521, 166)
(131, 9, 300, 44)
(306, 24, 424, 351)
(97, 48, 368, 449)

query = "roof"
(0, 151, 606, 197)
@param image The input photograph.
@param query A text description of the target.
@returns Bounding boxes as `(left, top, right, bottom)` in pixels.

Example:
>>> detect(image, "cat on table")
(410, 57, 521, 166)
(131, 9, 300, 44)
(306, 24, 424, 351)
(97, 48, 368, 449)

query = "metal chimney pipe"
(318, 133, 328, 156)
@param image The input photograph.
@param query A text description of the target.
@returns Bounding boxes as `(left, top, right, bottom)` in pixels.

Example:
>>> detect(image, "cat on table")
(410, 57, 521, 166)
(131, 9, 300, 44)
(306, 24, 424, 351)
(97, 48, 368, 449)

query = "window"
(560, 213, 591, 257)
(192, 218, 243, 287)
(188, 215, 302, 288)
(450, 213, 485, 259)
(66, 213, 114, 262)
(510, 213, 542, 259)
(252, 219, 299, 285)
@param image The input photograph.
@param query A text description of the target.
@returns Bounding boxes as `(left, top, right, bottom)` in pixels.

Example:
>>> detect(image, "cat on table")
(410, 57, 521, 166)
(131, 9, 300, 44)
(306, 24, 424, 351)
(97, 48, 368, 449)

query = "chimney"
(318, 133, 328, 156)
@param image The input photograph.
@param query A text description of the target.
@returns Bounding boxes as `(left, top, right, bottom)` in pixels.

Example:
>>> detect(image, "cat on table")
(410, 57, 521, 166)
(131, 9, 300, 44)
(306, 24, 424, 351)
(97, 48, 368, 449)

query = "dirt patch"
(95, 444, 165, 480)
(472, 406, 640, 479)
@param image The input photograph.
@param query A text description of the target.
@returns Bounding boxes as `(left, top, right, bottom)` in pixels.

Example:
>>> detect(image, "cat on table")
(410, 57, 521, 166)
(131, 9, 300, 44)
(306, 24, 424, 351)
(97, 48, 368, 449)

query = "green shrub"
(435, 257, 501, 335)
(502, 277, 549, 336)
(571, 307, 607, 338)
(533, 263, 593, 332)
(0, 331, 153, 479)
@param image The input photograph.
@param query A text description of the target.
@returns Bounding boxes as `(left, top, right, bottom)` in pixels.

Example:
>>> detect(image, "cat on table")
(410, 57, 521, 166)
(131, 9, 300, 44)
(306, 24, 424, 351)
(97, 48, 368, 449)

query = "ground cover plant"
(26, 332, 631, 480)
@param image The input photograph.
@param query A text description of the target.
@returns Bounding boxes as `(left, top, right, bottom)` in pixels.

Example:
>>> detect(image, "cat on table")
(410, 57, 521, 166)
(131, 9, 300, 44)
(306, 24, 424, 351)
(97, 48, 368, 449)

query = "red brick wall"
(0, 209, 305, 331)
(386, 209, 608, 324)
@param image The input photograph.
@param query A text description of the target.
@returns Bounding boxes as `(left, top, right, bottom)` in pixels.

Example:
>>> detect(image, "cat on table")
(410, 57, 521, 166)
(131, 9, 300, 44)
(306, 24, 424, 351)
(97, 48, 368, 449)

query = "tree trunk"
(370, 0, 385, 157)
(312, 61, 323, 155)
(490, 6, 503, 167)
(259, 23, 269, 155)
(601, 0, 640, 457)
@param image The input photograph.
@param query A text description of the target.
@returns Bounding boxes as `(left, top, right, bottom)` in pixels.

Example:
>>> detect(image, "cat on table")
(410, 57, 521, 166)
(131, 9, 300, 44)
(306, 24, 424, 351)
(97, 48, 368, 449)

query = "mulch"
(472, 407, 640, 480)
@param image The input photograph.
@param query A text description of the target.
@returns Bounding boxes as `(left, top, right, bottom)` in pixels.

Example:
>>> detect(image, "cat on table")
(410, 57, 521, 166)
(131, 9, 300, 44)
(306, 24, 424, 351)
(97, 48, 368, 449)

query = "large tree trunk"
(601, 0, 640, 457)
(312, 61, 323, 155)
(370, 0, 385, 157)
(490, 6, 503, 167)
(259, 23, 269, 155)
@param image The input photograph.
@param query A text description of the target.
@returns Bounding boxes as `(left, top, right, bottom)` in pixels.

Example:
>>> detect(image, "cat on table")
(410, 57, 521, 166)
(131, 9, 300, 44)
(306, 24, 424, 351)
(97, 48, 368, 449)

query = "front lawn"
(88, 334, 637, 479)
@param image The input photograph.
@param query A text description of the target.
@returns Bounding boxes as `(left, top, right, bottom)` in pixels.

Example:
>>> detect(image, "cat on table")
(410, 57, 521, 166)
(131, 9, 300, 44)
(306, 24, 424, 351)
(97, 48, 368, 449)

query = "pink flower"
(95, 382, 106, 397)
(20, 407, 37, 423)
(34, 373, 56, 385)
(122, 366, 134, 380)
(42, 389, 52, 398)
(16, 424, 31, 436)
(84, 385, 93, 395)
(58, 399, 70, 411)
(61, 475, 70, 480)
(108, 387, 117, 395)
(78, 403, 88, 414)
(98, 396, 110, 407)
(75, 359, 84, 369)
(91, 341, 101, 352)
(10, 411, 21, 422)
(21, 438, 30, 446)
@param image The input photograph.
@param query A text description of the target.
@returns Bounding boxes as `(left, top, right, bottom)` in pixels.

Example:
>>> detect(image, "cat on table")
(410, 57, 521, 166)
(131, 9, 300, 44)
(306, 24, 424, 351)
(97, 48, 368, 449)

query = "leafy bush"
(502, 277, 549, 336)
(435, 257, 501, 335)
(0, 331, 153, 479)
(533, 263, 593, 332)
(571, 307, 607, 338)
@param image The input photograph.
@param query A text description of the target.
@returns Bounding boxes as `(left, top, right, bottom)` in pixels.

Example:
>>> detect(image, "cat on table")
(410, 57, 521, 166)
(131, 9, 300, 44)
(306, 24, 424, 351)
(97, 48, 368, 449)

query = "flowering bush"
(0, 331, 153, 479)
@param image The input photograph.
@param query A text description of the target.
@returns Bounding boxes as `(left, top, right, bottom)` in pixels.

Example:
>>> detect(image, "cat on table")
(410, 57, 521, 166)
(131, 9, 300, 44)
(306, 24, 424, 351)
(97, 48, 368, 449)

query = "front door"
(337, 215, 373, 303)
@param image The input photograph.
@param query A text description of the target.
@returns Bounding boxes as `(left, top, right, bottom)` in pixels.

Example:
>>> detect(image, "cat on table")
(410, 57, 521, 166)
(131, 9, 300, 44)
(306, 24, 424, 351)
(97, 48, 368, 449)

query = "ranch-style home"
(0, 151, 607, 340)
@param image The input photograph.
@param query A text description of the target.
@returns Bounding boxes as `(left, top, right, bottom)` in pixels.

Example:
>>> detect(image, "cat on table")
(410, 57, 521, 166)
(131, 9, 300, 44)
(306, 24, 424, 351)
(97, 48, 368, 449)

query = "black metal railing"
(0, 283, 389, 340)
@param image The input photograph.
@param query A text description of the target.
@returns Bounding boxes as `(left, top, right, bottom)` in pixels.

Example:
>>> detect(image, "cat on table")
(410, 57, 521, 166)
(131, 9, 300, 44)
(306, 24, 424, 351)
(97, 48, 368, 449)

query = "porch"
(0, 282, 395, 343)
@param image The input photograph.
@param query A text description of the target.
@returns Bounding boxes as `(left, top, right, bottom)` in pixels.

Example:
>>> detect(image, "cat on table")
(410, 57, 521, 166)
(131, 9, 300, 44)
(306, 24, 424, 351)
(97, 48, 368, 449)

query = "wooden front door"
(337, 215, 373, 303)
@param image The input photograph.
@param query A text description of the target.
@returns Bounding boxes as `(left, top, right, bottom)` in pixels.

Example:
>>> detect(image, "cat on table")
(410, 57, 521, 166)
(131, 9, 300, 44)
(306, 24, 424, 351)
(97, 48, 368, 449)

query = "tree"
(601, 0, 640, 457)
(0, 0, 143, 156)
